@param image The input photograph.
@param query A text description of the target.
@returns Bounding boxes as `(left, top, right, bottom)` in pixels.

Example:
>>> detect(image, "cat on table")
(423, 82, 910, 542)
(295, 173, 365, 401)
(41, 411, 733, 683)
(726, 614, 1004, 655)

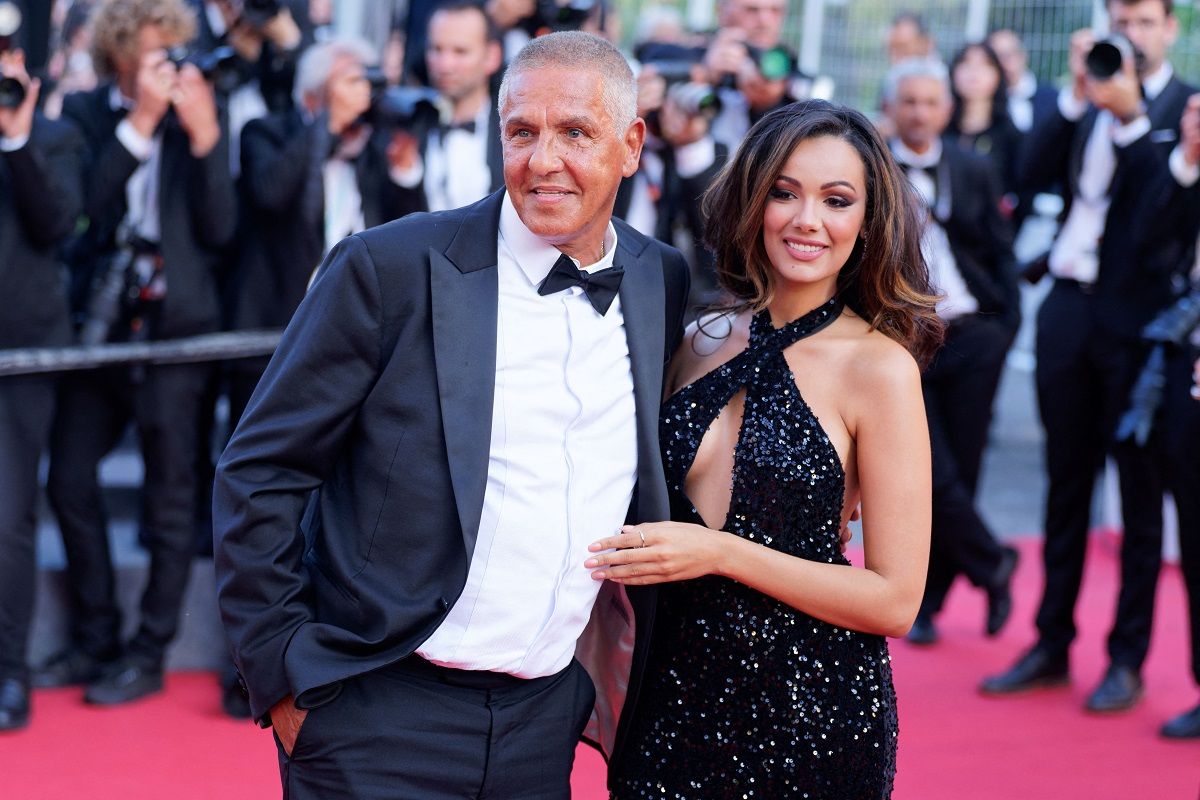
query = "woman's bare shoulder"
(666, 309, 751, 396)
(827, 313, 921, 396)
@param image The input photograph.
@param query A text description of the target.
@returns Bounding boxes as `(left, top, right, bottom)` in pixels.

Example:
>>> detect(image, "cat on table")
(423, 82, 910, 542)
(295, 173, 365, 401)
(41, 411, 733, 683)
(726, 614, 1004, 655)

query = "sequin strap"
(748, 297, 843, 352)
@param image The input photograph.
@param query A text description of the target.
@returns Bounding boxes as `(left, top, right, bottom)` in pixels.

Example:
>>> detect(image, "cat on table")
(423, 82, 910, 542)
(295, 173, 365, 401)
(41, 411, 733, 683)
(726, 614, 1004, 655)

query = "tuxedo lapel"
(430, 193, 503, 554)
(614, 225, 668, 521)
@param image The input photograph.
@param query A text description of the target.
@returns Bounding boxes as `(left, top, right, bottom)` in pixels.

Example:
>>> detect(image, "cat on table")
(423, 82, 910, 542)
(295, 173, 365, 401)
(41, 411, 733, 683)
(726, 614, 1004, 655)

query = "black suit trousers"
(1034, 280, 1166, 668)
(276, 657, 596, 800)
(1162, 346, 1200, 685)
(0, 375, 57, 680)
(920, 314, 1014, 616)
(46, 363, 209, 666)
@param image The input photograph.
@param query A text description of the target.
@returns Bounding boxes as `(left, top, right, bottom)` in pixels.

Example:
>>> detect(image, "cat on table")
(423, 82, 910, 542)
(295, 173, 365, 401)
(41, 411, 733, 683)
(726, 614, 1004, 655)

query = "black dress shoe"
(906, 614, 939, 646)
(84, 659, 164, 705)
(1085, 664, 1143, 713)
(979, 646, 1069, 695)
(1160, 702, 1200, 739)
(0, 678, 30, 732)
(985, 546, 1019, 637)
(31, 647, 113, 689)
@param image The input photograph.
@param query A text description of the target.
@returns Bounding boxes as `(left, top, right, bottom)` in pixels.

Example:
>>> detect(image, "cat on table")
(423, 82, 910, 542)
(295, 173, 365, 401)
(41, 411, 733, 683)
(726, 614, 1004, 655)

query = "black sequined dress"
(613, 298, 898, 799)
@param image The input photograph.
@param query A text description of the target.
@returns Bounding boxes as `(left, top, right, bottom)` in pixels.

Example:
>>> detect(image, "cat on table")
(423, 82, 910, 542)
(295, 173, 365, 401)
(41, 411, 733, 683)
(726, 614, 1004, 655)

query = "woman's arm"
(587, 343, 931, 638)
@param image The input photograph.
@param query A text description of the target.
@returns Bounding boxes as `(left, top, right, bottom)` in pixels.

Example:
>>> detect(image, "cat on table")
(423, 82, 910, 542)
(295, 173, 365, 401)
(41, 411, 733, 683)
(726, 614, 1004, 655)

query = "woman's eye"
(769, 187, 794, 200)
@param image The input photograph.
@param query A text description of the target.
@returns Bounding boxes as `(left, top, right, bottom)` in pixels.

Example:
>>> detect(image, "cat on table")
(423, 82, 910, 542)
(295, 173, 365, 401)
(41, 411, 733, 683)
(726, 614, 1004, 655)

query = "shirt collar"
(1012, 71, 1037, 101)
(1142, 61, 1173, 101)
(108, 84, 135, 112)
(499, 191, 619, 287)
(891, 137, 942, 169)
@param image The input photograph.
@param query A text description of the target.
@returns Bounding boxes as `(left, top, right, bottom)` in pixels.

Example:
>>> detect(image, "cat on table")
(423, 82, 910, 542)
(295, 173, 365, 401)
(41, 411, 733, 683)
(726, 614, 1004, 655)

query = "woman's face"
(953, 47, 1001, 102)
(761, 135, 867, 296)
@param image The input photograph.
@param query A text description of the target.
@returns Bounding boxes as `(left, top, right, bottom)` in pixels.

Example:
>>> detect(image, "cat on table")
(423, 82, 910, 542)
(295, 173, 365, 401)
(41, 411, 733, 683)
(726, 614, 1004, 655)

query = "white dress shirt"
(892, 138, 979, 321)
(392, 101, 493, 212)
(417, 193, 639, 678)
(1008, 71, 1039, 133)
(1049, 64, 1173, 284)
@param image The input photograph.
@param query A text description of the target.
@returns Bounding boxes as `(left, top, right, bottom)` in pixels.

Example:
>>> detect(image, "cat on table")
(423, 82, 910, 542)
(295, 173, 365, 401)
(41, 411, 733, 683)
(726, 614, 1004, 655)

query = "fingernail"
(584, 558, 598, 567)
(588, 543, 601, 551)
(592, 571, 606, 580)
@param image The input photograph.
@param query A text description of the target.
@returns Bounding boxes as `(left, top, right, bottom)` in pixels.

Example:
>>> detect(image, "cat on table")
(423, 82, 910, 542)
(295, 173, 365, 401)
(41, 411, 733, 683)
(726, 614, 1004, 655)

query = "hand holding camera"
(172, 63, 221, 157)
(128, 49, 176, 138)
(1069, 27, 1144, 123)
(0, 48, 37, 141)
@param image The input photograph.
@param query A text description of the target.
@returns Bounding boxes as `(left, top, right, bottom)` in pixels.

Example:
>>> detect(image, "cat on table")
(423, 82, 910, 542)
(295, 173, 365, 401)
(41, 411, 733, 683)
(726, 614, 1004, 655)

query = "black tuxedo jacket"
(0, 116, 84, 349)
(1019, 74, 1196, 341)
(230, 109, 412, 330)
(61, 84, 236, 339)
(936, 138, 1020, 328)
(214, 191, 690, 758)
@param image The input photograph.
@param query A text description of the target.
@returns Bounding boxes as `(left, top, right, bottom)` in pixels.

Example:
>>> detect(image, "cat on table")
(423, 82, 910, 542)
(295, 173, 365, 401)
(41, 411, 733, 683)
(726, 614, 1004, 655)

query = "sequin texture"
(613, 298, 898, 799)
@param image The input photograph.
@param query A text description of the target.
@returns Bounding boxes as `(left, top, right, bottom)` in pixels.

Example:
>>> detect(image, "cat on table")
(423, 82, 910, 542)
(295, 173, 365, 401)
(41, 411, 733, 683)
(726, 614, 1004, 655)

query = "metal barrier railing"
(0, 330, 283, 377)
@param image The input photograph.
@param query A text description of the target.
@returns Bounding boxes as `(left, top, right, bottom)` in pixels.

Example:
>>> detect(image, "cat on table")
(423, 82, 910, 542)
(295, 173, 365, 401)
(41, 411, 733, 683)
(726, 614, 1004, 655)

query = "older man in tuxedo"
(214, 31, 690, 799)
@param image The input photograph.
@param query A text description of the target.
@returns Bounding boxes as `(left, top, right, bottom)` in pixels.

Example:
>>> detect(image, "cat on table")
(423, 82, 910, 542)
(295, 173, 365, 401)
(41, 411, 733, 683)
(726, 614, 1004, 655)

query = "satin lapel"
(430, 192, 504, 554)
(615, 230, 668, 521)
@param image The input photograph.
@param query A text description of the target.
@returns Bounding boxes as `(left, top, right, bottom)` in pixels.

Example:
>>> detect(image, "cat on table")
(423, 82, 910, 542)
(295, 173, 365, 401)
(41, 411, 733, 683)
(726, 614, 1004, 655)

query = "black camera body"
(241, 0, 282, 28)
(535, 0, 596, 33)
(166, 45, 243, 94)
(363, 68, 439, 128)
(1086, 35, 1146, 80)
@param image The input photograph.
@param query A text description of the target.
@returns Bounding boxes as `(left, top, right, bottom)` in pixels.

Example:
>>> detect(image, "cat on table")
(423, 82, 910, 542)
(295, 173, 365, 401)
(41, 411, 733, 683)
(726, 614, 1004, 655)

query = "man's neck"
(449, 87, 489, 124)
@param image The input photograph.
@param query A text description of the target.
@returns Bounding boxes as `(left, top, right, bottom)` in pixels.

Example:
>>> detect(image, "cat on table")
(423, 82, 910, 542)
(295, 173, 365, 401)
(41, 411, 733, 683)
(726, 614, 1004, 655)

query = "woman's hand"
(586, 522, 734, 585)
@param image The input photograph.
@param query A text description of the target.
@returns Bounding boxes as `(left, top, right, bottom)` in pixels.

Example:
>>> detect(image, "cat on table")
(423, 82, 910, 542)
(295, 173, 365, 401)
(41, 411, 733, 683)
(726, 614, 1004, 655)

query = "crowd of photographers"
(0, 0, 1197, 744)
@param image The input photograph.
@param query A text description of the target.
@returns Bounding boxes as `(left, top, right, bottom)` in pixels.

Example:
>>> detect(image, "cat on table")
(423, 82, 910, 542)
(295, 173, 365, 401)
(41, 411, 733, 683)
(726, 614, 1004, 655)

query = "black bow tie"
(439, 119, 476, 135)
(537, 254, 624, 315)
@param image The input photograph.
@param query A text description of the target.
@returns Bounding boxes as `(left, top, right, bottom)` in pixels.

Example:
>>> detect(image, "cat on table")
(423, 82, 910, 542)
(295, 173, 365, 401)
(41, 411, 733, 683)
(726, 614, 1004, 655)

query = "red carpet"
(2, 537, 1197, 799)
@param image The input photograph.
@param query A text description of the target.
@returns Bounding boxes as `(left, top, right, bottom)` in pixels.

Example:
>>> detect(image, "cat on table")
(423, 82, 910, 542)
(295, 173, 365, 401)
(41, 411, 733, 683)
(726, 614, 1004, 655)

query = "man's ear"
(622, 117, 646, 178)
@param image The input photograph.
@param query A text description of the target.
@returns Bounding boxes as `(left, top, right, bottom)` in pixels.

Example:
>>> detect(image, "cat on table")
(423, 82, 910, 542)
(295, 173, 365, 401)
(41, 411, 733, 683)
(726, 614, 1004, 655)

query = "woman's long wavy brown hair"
(701, 100, 944, 366)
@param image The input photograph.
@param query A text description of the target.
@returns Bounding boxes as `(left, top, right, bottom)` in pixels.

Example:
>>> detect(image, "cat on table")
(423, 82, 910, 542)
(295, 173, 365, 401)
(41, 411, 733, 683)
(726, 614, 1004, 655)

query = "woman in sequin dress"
(586, 101, 944, 799)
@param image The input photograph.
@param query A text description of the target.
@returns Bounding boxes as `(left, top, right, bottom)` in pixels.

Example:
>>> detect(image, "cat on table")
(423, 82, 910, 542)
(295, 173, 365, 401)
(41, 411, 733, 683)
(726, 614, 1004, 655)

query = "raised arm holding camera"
(0, 46, 85, 733)
(983, 0, 1197, 718)
(35, 0, 236, 707)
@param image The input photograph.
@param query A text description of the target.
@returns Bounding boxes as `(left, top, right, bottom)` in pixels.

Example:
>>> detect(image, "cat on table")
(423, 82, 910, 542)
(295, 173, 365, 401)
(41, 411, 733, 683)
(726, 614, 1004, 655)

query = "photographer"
(388, 0, 504, 215)
(982, 0, 1196, 715)
(1125, 92, 1200, 738)
(36, 0, 236, 706)
(0, 48, 84, 732)
(228, 36, 413, 429)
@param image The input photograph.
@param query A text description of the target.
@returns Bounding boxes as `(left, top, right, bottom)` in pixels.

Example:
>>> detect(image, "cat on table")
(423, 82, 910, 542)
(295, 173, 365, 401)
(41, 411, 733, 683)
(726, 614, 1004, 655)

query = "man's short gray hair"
(883, 57, 951, 105)
(498, 32, 637, 134)
(293, 36, 379, 108)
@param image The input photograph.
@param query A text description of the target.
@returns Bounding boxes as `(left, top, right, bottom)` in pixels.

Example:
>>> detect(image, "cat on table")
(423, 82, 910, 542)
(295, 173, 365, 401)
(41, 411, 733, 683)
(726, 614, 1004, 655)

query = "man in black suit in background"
(883, 58, 1021, 647)
(389, 0, 506, 214)
(226, 35, 414, 429)
(0, 50, 84, 732)
(214, 31, 690, 798)
(35, 0, 236, 705)
(982, 0, 1196, 713)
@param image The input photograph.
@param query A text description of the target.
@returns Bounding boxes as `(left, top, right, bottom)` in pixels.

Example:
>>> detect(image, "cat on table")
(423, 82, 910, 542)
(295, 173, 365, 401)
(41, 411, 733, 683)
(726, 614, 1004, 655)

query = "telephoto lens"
(1086, 35, 1143, 79)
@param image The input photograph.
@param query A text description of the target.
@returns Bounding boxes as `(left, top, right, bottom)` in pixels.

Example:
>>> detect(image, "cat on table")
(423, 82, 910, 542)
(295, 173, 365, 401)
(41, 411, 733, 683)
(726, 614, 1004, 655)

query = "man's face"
(501, 67, 644, 259)
(426, 9, 501, 103)
(988, 30, 1027, 88)
(889, 75, 952, 151)
(887, 19, 931, 64)
(722, 0, 786, 50)
(1108, 0, 1177, 75)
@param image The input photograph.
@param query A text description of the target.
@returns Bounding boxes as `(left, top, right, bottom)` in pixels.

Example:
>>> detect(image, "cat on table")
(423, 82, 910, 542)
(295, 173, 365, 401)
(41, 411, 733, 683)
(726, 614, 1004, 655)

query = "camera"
(363, 68, 439, 128)
(746, 45, 794, 82)
(666, 81, 721, 120)
(536, 0, 596, 33)
(166, 45, 244, 94)
(1086, 35, 1145, 80)
(0, 0, 25, 109)
(241, 0, 282, 28)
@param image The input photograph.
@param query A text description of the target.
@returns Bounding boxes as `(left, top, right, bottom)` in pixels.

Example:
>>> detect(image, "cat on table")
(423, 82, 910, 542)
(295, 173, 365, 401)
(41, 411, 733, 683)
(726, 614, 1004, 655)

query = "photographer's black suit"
(906, 139, 1020, 621)
(214, 191, 690, 796)
(0, 116, 84, 686)
(1019, 74, 1195, 670)
(225, 108, 414, 427)
(46, 84, 236, 668)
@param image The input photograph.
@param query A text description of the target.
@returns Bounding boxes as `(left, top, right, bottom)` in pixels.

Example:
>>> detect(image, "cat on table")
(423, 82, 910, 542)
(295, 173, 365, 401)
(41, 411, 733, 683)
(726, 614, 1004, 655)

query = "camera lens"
(1085, 40, 1125, 79)
(0, 75, 25, 108)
